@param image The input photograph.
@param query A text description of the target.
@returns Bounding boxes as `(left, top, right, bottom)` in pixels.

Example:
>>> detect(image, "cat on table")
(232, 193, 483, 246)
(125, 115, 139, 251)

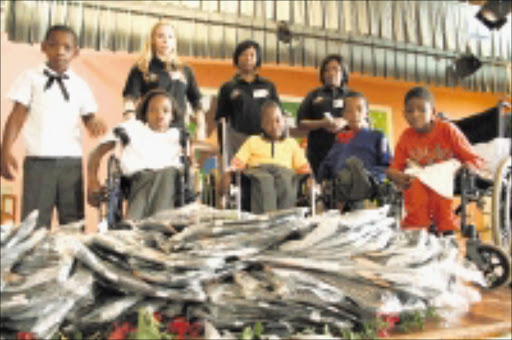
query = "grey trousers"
(126, 166, 179, 220)
(22, 157, 84, 228)
(244, 165, 298, 214)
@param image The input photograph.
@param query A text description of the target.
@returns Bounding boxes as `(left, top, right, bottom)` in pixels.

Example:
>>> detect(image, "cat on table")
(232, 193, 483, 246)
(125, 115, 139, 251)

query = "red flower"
(189, 322, 203, 338)
(376, 313, 400, 338)
(16, 333, 36, 340)
(168, 317, 190, 340)
(108, 322, 136, 340)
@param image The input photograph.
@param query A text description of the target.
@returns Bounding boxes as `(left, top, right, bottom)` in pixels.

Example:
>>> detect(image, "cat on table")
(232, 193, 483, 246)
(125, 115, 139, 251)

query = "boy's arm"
(87, 141, 116, 207)
(82, 114, 107, 138)
(290, 139, 311, 174)
(386, 168, 413, 191)
(229, 139, 251, 171)
(386, 133, 413, 191)
(448, 123, 485, 169)
(1, 103, 28, 180)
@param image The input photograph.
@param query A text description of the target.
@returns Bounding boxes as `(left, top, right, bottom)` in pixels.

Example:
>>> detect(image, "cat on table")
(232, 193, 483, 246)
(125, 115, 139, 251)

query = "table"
(389, 287, 511, 339)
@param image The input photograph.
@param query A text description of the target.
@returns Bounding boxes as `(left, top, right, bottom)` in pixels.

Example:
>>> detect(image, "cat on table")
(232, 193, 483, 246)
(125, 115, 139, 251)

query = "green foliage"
(134, 308, 162, 340)
(240, 321, 264, 340)
(396, 307, 440, 333)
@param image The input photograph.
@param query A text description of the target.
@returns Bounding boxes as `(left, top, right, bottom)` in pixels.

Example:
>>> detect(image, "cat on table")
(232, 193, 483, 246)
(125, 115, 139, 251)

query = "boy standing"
(387, 87, 483, 235)
(227, 100, 311, 213)
(1, 25, 107, 228)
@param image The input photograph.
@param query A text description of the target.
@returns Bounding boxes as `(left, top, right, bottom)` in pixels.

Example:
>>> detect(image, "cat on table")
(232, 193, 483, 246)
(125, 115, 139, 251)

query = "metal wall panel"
(207, 20, 223, 59)
(351, 43, 363, 75)
(4, 0, 510, 94)
(374, 47, 385, 78)
(355, 0, 369, 36)
(418, 1, 432, 48)
(193, 12, 209, 58)
(368, 0, 381, 39)
(240, 1, 254, 17)
(341, 1, 354, 34)
(403, 1, 418, 45)
(112, 10, 131, 52)
(224, 25, 237, 60)
(324, 0, 338, 31)
(308, 0, 323, 28)
(50, 1, 67, 27)
(81, 5, 100, 50)
(383, 46, 395, 79)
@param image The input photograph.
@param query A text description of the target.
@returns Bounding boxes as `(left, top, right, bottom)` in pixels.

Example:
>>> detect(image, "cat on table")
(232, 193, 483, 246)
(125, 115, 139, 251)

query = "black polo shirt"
(123, 57, 202, 124)
(296, 86, 347, 176)
(215, 75, 279, 135)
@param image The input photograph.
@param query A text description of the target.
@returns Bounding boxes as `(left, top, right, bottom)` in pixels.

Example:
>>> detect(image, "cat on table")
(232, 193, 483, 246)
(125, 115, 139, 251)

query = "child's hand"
(84, 116, 107, 137)
(0, 151, 18, 180)
(388, 169, 413, 191)
(461, 162, 491, 179)
(394, 172, 413, 191)
(325, 117, 347, 133)
(405, 159, 422, 170)
(87, 180, 106, 207)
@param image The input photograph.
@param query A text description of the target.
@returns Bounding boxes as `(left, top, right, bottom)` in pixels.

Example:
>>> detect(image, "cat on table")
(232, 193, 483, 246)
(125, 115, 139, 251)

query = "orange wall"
(0, 33, 507, 232)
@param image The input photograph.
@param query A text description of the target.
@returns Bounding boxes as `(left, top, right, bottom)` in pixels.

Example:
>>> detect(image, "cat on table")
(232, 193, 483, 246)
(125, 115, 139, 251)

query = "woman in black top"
(215, 40, 280, 162)
(296, 54, 349, 180)
(122, 21, 205, 139)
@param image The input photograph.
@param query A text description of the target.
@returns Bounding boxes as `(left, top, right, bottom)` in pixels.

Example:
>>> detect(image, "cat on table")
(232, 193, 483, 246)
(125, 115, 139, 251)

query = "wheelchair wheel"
(491, 156, 511, 254)
(477, 243, 511, 289)
(106, 155, 123, 227)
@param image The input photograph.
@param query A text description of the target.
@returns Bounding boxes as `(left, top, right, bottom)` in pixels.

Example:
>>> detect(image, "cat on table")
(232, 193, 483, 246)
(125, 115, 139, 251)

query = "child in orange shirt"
(387, 87, 484, 235)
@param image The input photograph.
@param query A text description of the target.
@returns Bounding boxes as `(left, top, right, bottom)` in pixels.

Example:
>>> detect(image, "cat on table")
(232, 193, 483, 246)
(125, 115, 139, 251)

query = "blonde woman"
(122, 21, 205, 139)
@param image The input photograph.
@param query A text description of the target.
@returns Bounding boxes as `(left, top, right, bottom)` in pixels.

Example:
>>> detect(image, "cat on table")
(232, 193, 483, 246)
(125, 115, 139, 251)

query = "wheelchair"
(214, 118, 316, 216)
(448, 103, 511, 288)
(317, 166, 403, 230)
(98, 128, 196, 228)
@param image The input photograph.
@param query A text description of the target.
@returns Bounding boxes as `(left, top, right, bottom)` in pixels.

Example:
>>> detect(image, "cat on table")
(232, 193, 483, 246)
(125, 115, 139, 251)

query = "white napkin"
(405, 159, 461, 198)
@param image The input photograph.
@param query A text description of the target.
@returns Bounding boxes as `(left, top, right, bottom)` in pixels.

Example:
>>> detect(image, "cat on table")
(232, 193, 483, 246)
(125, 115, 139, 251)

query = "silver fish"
(0, 222, 15, 245)
(29, 267, 94, 339)
(78, 295, 143, 326)
(1, 228, 48, 291)
(3, 210, 39, 249)
(2, 266, 60, 293)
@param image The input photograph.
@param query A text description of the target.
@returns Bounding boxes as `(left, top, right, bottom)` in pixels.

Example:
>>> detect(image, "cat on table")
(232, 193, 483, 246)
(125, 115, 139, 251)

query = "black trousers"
(22, 157, 84, 228)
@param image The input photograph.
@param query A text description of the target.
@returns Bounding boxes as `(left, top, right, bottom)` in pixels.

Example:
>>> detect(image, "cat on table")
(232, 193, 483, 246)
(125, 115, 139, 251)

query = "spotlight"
(475, 0, 512, 30)
(277, 21, 292, 44)
(454, 54, 482, 78)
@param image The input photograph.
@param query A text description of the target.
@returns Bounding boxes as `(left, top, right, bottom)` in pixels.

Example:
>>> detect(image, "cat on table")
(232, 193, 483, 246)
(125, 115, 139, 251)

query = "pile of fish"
(1, 204, 486, 339)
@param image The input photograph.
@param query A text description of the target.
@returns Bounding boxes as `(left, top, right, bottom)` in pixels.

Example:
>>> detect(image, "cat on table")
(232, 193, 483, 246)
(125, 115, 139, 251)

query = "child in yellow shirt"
(228, 100, 311, 213)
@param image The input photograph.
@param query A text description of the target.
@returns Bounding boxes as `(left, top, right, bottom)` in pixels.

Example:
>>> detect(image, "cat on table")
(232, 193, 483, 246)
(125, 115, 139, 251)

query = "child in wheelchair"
(317, 91, 393, 212)
(87, 89, 186, 220)
(224, 99, 311, 213)
(387, 86, 485, 236)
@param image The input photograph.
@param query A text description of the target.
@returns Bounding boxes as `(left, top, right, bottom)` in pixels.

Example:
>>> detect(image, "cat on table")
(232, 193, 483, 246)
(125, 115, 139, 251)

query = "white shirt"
(7, 64, 97, 157)
(102, 120, 182, 176)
